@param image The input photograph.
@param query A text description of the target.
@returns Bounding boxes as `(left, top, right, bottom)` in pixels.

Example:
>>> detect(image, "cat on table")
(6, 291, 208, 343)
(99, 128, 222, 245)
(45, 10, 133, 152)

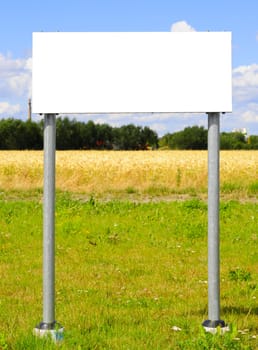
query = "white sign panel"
(32, 32, 232, 114)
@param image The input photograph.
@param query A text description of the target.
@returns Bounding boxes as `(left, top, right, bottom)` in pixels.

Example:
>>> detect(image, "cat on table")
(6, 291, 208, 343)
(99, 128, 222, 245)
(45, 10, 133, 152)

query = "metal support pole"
(43, 113, 56, 325)
(202, 112, 227, 333)
(208, 112, 220, 321)
(34, 114, 63, 342)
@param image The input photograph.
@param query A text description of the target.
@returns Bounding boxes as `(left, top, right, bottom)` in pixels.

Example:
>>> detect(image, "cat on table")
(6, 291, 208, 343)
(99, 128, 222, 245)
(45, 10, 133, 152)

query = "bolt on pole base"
(202, 320, 230, 334)
(34, 321, 64, 342)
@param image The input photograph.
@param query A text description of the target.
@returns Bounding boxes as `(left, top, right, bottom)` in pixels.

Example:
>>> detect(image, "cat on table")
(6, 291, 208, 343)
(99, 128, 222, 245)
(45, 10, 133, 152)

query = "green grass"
(0, 193, 257, 349)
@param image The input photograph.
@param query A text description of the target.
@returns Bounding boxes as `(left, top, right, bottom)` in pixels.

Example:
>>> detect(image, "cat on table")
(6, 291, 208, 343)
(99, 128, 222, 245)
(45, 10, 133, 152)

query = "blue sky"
(0, 0, 258, 135)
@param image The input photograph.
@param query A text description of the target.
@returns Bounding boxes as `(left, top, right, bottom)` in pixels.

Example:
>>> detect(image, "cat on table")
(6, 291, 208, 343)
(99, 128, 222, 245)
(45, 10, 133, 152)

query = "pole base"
(34, 321, 64, 342)
(202, 320, 230, 334)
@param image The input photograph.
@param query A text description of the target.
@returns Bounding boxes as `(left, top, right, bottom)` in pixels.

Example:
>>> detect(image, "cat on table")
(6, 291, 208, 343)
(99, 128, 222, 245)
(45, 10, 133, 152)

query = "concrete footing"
(34, 321, 64, 342)
(202, 320, 230, 334)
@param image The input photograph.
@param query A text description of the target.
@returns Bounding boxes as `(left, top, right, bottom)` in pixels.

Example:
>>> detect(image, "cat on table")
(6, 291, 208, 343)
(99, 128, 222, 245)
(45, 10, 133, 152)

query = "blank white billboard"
(32, 32, 232, 114)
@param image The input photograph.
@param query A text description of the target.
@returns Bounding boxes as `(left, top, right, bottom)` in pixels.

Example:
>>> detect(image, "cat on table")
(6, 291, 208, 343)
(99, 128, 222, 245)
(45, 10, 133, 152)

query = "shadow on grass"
(183, 305, 258, 318)
(221, 306, 258, 316)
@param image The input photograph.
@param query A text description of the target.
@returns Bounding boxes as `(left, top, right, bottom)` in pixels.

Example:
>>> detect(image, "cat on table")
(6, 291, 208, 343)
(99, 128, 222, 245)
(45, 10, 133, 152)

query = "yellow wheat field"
(0, 150, 257, 198)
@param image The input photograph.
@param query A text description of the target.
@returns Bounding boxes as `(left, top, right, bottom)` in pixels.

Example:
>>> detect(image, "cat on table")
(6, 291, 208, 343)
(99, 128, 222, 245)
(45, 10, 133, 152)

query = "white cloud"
(171, 21, 196, 32)
(130, 113, 172, 123)
(0, 102, 21, 114)
(242, 110, 258, 122)
(237, 103, 258, 124)
(233, 64, 258, 104)
(0, 53, 25, 71)
(0, 53, 32, 100)
(149, 123, 167, 134)
(7, 73, 31, 97)
(233, 64, 258, 87)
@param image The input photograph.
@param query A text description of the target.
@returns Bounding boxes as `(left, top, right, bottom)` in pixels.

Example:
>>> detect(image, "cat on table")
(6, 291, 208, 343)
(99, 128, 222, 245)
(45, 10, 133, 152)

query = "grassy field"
(0, 150, 257, 349)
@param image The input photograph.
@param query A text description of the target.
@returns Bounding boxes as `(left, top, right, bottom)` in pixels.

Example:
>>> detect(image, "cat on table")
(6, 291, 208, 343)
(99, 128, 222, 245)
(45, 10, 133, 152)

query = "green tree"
(113, 124, 139, 150)
(81, 120, 97, 149)
(56, 117, 81, 149)
(160, 126, 207, 150)
(220, 132, 247, 150)
(0, 119, 28, 149)
(248, 135, 258, 149)
(95, 123, 113, 149)
(140, 126, 159, 149)
(24, 121, 43, 149)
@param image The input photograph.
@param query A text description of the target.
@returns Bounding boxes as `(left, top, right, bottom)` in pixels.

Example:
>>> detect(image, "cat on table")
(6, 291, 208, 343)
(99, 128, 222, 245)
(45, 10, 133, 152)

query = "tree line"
(0, 117, 158, 150)
(0, 118, 257, 150)
(159, 126, 258, 150)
